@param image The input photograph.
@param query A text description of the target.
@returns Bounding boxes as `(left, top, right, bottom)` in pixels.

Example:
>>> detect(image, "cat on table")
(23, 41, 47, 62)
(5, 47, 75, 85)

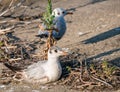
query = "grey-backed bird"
(38, 8, 72, 40)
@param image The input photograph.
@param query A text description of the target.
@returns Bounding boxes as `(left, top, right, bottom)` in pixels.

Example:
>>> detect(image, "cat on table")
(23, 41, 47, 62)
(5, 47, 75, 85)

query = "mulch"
(0, 34, 120, 91)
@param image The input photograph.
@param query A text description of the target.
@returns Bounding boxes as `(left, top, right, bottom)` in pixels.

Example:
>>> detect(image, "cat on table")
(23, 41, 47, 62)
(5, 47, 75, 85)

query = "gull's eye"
(49, 50, 52, 54)
(54, 49, 58, 53)
(62, 11, 65, 14)
(57, 12, 60, 15)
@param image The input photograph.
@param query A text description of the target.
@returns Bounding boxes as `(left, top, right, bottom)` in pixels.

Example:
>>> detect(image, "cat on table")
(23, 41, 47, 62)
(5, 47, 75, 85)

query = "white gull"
(4, 46, 68, 84)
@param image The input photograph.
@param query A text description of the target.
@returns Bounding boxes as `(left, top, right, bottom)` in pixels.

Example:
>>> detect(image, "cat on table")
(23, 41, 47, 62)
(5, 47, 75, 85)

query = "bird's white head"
(48, 46, 68, 59)
(52, 8, 68, 17)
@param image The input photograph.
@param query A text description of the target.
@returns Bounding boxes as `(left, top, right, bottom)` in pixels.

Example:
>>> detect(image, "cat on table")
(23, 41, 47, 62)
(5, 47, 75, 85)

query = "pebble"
(0, 84, 6, 88)
(32, 90, 40, 92)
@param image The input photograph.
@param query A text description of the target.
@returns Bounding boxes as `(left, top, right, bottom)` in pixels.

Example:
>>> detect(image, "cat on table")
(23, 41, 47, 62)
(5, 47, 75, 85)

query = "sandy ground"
(13, 0, 120, 66)
(0, 0, 120, 92)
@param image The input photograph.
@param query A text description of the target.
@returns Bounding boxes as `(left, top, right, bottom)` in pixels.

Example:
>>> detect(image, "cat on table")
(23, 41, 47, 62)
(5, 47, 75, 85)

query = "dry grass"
(1, 35, 120, 91)
(0, 0, 120, 91)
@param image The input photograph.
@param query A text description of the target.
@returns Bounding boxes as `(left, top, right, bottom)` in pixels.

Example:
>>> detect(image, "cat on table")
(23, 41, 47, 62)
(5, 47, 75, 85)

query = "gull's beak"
(61, 51, 69, 56)
(61, 48, 71, 56)
(66, 12, 73, 15)
(66, 9, 73, 15)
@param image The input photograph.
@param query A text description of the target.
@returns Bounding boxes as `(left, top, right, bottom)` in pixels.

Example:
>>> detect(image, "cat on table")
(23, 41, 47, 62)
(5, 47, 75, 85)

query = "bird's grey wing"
(52, 16, 66, 39)
(24, 61, 47, 79)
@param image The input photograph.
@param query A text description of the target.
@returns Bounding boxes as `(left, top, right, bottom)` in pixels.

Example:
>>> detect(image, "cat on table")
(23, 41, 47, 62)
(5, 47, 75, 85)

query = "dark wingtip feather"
(4, 63, 22, 72)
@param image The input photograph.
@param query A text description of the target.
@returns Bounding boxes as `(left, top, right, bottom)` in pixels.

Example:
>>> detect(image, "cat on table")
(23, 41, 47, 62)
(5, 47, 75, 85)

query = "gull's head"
(52, 8, 72, 17)
(48, 46, 68, 58)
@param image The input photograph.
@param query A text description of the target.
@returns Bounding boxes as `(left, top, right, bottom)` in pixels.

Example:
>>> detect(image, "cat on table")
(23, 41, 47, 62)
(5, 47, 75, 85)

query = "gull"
(37, 8, 73, 40)
(4, 46, 68, 84)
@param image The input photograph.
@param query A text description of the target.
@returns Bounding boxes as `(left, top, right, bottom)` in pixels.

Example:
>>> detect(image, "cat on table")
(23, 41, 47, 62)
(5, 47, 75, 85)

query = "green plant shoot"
(43, 0, 55, 29)
(102, 61, 117, 76)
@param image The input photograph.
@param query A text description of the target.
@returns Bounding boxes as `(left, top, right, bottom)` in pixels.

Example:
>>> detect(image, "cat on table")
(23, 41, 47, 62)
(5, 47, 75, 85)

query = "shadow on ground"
(6, 33, 20, 41)
(91, 0, 107, 4)
(87, 48, 120, 61)
(109, 57, 120, 67)
(82, 27, 120, 44)
(66, 0, 107, 12)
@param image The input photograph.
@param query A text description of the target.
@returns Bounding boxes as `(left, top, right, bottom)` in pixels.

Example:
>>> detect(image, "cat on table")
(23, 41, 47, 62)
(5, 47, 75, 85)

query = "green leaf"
(0, 42, 3, 47)
(42, 0, 54, 29)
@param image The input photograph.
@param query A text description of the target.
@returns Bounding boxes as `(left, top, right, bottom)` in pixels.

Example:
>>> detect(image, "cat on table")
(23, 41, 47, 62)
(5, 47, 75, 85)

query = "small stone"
(0, 85, 6, 88)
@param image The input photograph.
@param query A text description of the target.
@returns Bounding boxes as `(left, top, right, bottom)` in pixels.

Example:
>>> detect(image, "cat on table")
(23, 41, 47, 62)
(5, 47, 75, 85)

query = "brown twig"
(0, 19, 41, 24)
(0, 26, 15, 35)
(9, 58, 22, 62)
(0, 0, 14, 16)
(0, 0, 25, 17)
(91, 75, 113, 88)
(1, 46, 17, 49)
(76, 82, 94, 89)
(20, 47, 24, 59)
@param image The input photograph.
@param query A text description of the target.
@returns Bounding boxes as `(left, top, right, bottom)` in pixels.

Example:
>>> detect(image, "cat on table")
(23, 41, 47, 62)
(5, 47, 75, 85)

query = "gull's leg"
(53, 28, 59, 45)
(53, 38, 57, 45)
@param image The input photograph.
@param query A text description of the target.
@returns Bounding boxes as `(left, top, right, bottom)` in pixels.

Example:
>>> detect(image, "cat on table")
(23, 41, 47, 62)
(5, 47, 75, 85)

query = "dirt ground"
(0, 0, 120, 92)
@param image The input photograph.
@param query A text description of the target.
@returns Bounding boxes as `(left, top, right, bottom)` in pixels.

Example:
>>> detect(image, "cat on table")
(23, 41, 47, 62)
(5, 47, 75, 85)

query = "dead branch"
(0, 19, 41, 24)
(1, 46, 17, 49)
(9, 0, 14, 8)
(20, 47, 24, 59)
(0, 25, 15, 35)
(91, 75, 113, 88)
(76, 82, 94, 89)
(0, 0, 25, 17)
(9, 58, 22, 62)
(0, 19, 17, 24)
